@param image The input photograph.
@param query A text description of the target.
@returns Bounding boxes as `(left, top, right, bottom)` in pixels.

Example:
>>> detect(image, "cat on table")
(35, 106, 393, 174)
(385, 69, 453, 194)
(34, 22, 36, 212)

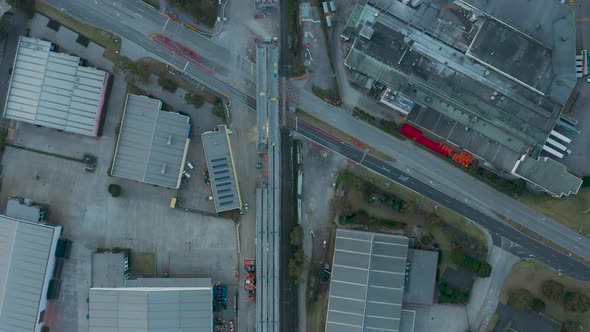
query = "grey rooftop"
(3, 36, 110, 136)
(110, 94, 191, 189)
(326, 229, 410, 332)
(202, 125, 242, 212)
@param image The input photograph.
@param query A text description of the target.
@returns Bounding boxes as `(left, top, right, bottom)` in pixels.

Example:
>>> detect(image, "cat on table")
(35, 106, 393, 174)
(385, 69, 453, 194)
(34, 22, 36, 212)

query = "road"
(45, 0, 590, 280)
(295, 118, 590, 281)
(256, 43, 281, 331)
(44, 0, 256, 109)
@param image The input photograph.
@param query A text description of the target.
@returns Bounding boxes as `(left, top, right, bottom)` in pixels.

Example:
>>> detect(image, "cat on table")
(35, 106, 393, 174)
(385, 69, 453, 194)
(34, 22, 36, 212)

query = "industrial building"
(341, 0, 582, 197)
(89, 278, 213, 332)
(202, 125, 242, 212)
(110, 94, 191, 189)
(0, 215, 63, 332)
(3, 36, 110, 136)
(326, 229, 439, 332)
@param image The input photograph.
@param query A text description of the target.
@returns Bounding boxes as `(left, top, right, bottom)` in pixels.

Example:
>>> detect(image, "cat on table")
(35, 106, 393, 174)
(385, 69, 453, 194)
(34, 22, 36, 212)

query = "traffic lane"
(50, 0, 255, 86)
(361, 157, 590, 281)
(296, 120, 590, 281)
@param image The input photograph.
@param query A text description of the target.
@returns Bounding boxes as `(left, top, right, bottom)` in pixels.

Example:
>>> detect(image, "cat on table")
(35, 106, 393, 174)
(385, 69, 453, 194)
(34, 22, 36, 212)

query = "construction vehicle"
(244, 260, 256, 301)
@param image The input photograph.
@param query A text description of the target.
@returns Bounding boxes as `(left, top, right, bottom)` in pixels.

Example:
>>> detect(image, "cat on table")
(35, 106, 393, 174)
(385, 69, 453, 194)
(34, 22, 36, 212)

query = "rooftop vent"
(167, 135, 172, 145)
(161, 164, 167, 174)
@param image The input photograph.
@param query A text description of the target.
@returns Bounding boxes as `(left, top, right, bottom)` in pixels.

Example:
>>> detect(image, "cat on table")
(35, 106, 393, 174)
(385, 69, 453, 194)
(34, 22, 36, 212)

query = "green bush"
(158, 77, 178, 93)
(563, 292, 590, 313)
(438, 281, 469, 304)
(108, 184, 121, 197)
(476, 262, 492, 278)
(184, 93, 205, 108)
(509, 288, 533, 310)
(531, 298, 546, 312)
(541, 279, 565, 301)
(582, 177, 590, 188)
(451, 250, 492, 278)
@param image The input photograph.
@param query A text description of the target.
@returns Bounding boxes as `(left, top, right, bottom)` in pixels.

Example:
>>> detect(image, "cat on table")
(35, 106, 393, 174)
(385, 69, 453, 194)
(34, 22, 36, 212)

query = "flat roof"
(4, 36, 109, 136)
(467, 18, 552, 94)
(110, 94, 191, 189)
(202, 125, 242, 212)
(343, 2, 576, 179)
(326, 229, 410, 332)
(92, 252, 127, 288)
(513, 155, 582, 198)
(403, 249, 438, 306)
(0, 215, 62, 332)
(89, 278, 212, 332)
(5, 197, 46, 223)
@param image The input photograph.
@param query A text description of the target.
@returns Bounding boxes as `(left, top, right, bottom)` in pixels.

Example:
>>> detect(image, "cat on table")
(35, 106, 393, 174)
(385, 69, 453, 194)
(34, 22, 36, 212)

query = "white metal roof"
(326, 229, 410, 332)
(110, 94, 191, 189)
(89, 278, 213, 332)
(3, 36, 109, 136)
(0, 215, 62, 332)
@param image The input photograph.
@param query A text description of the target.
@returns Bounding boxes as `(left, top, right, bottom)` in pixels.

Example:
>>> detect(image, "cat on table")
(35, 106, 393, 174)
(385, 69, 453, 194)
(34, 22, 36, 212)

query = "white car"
(182, 171, 191, 179)
(185, 161, 194, 169)
(243, 203, 249, 211)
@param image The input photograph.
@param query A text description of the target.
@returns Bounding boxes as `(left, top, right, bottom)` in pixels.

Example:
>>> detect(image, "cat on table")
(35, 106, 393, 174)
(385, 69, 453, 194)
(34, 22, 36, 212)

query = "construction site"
(340, 0, 583, 197)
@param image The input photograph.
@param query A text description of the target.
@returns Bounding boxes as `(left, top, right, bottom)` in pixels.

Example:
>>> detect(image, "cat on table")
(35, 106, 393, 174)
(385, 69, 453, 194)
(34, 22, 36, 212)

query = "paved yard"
(0, 17, 240, 332)
(493, 303, 560, 332)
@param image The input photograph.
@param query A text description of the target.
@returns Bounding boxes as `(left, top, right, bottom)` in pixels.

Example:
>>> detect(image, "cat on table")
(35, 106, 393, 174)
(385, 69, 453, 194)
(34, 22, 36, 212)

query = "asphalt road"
(43, 0, 590, 280)
(295, 118, 590, 282)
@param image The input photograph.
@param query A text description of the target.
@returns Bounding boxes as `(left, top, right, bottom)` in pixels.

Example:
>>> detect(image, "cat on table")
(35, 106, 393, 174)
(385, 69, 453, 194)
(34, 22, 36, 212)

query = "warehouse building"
(0, 215, 63, 332)
(110, 94, 191, 189)
(3, 36, 110, 136)
(89, 278, 213, 332)
(202, 125, 242, 212)
(326, 229, 438, 332)
(341, 0, 581, 197)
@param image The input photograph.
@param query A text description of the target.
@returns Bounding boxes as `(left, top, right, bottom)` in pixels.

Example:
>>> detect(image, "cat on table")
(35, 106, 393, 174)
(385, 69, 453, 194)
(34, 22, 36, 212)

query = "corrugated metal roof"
(0, 215, 62, 332)
(3, 36, 109, 136)
(89, 279, 213, 332)
(202, 125, 242, 212)
(326, 229, 409, 332)
(111, 94, 191, 189)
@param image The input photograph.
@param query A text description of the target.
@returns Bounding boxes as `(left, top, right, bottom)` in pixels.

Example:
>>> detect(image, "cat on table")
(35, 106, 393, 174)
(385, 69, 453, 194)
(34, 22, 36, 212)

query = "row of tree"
(540, 279, 590, 312)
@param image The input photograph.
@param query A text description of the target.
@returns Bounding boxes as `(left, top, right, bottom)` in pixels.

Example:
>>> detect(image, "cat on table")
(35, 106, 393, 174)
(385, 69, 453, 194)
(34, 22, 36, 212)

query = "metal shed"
(3, 36, 110, 136)
(110, 94, 191, 189)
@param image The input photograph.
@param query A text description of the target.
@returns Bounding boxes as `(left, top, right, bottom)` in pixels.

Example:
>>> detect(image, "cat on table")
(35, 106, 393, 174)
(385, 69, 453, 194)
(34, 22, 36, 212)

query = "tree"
(289, 225, 303, 247)
(403, 200, 417, 215)
(158, 77, 178, 93)
(561, 321, 583, 332)
(476, 262, 492, 278)
(0, 20, 9, 41)
(427, 213, 442, 228)
(541, 280, 565, 301)
(563, 292, 590, 313)
(531, 298, 546, 313)
(184, 93, 205, 108)
(288, 248, 305, 280)
(108, 184, 121, 198)
(7, 0, 35, 18)
(508, 288, 533, 310)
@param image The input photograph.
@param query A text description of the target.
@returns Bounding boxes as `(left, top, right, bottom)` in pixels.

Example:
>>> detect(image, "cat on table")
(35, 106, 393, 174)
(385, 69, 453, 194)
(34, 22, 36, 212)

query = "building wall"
(35, 226, 62, 331)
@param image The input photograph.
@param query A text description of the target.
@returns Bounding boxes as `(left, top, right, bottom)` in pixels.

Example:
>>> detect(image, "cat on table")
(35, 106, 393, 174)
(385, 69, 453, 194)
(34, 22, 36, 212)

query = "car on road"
(256, 162, 262, 169)
(183, 171, 191, 179)
(186, 161, 194, 169)
(243, 203, 249, 211)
